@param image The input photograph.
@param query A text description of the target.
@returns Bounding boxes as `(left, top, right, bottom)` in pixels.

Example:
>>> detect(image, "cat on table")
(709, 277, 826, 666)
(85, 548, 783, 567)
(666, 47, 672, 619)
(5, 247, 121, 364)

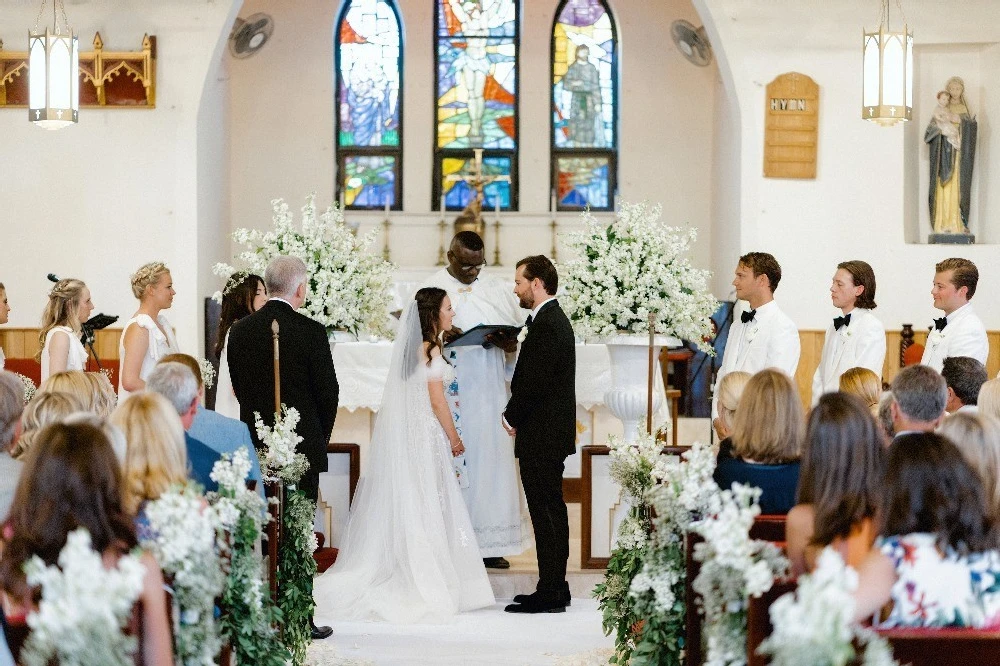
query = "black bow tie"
(740, 309, 756, 324)
(525, 314, 533, 328)
(934, 317, 948, 331)
(834, 314, 851, 331)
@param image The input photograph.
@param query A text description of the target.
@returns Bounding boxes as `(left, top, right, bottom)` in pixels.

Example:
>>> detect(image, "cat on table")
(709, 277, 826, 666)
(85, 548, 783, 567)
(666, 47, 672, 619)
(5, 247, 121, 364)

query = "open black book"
(444, 324, 522, 348)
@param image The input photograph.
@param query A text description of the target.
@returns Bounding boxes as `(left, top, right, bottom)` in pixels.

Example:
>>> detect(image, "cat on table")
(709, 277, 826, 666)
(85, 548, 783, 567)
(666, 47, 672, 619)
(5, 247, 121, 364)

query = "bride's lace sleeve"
(425, 354, 448, 381)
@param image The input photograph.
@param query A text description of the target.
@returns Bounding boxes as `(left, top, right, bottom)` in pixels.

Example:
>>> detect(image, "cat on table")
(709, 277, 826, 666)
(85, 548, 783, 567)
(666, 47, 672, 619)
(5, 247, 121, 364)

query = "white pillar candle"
(385, 198, 390, 216)
(495, 197, 500, 216)
(440, 191, 447, 213)
(551, 190, 557, 212)
(339, 189, 346, 209)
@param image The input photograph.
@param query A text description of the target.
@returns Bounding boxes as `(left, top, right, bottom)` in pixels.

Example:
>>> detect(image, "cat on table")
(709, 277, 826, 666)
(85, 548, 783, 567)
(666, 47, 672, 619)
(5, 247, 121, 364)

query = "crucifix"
(445, 148, 511, 237)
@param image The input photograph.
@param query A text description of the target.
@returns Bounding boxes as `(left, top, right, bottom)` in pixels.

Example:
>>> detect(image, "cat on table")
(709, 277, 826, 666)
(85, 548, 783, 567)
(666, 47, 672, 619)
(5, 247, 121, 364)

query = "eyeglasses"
(459, 262, 487, 272)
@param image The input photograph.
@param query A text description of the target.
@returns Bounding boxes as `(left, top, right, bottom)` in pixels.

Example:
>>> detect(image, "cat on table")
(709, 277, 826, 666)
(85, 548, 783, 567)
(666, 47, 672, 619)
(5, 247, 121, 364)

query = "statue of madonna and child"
(925, 76, 978, 244)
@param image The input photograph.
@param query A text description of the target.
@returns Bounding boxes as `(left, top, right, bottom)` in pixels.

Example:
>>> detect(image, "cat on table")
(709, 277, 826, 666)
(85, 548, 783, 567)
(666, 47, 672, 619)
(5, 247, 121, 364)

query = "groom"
(502, 255, 576, 614)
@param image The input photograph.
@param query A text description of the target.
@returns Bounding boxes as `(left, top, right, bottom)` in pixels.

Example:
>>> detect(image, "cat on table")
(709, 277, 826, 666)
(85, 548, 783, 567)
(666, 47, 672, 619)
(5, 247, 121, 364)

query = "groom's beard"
(518, 295, 533, 310)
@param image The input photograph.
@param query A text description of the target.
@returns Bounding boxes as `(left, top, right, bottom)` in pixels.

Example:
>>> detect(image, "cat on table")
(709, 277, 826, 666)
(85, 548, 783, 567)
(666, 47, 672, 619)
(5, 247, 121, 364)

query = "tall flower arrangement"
(759, 548, 898, 666)
(21, 529, 146, 666)
(214, 195, 395, 338)
(560, 202, 718, 351)
(691, 484, 789, 666)
(141, 485, 227, 665)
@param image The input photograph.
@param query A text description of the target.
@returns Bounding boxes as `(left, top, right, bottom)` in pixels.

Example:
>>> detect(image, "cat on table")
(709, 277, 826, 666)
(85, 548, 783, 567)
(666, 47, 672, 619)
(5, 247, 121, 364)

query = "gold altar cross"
(445, 148, 511, 207)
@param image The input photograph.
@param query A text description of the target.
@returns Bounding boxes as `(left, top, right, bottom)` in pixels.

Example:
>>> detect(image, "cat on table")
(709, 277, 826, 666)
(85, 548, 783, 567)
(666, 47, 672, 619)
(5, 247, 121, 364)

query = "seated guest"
(876, 390, 895, 442)
(0, 421, 173, 664)
(979, 378, 1000, 421)
(36, 278, 94, 381)
(0, 372, 25, 519)
(112, 392, 191, 526)
(84, 371, 118, 417)
(941, 356, 988, 414)
(158, 353, 264, 500)
(839, 366, 882, 415)
(713, 370, 751, 460)
(713, 368, 803, 514)
(920, 258, 988, 372)
(853, 433, 1000, 627)
(0, 282, 10, 370)
(37, 369, 91, 398)
(787, 393, 884, 576)
(11, 391, 85, 460)
(889, 365, 947, 436)
(811, 261, 886, 405)
(145, 362, 219, 493)
(939, 412, 1000, 519)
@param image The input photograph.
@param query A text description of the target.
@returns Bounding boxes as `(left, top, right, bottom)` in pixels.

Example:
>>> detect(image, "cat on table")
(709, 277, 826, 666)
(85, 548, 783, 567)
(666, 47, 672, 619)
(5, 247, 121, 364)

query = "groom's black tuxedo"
(504, 298, 576, 594)
(227, 299, 339, 501)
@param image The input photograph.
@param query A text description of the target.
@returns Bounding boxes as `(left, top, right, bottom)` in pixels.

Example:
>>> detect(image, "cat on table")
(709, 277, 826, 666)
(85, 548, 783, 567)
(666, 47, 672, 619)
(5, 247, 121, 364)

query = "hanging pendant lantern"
(862, 0, 912, 126)
(28, 0, 79, 129)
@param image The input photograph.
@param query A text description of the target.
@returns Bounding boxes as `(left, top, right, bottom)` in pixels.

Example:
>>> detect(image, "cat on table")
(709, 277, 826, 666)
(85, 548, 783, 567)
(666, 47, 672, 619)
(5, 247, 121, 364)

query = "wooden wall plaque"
(763, 72, 819, 179)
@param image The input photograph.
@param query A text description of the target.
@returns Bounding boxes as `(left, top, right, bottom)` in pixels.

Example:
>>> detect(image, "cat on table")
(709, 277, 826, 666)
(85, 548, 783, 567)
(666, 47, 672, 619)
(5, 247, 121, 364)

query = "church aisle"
(309, 598, 614, 665)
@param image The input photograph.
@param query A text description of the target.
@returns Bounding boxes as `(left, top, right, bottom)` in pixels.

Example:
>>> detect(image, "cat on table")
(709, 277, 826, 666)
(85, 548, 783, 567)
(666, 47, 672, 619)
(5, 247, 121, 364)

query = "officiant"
(425, 231, 528, 569)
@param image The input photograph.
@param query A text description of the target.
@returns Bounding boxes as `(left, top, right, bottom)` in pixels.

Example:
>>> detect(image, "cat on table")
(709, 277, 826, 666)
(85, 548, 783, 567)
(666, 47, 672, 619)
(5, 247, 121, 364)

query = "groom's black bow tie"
(934, 317, 948, 331)
(740, 309, 756, 324)
(525, 314, 534, 328)
(833, 314, 851, 331)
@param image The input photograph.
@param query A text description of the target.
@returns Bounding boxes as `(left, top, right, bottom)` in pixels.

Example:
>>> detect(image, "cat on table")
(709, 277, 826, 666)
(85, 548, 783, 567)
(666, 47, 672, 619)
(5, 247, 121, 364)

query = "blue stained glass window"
(336, 0, 403, 210)
(551, 0, 617, 211)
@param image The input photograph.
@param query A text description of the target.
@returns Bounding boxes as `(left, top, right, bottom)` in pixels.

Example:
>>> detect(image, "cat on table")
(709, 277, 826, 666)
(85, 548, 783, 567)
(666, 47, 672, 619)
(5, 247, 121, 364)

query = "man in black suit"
(502, 255, 576, 614)
(227, 255, 339, 639)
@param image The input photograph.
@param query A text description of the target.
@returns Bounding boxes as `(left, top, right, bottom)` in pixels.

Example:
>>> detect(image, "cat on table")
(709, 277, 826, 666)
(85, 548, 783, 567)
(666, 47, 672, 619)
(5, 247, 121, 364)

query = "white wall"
(0, 0, 241, 354)
(694, 0, 1000, 329)
(228, 0, 718, 271)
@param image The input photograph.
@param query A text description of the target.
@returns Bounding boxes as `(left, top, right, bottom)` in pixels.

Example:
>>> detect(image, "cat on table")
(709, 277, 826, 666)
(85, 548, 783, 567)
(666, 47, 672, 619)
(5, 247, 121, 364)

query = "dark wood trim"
(562, 477, 581, 504)
(580, 444, 611, 569)
(327, 442, 361, 505)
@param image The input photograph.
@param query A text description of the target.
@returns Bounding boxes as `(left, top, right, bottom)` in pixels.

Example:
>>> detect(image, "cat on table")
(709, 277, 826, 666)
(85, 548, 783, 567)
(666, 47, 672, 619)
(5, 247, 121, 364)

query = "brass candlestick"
(492, 217, 502, 266)
(436, 218, 447, 266)
(382, 218, 391, 261)
(550, 218, 559, 263)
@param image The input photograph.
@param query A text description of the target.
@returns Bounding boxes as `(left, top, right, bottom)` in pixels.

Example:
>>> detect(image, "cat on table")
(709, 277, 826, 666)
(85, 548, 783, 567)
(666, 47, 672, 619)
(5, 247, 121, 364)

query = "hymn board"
(764, 72, 819, 179)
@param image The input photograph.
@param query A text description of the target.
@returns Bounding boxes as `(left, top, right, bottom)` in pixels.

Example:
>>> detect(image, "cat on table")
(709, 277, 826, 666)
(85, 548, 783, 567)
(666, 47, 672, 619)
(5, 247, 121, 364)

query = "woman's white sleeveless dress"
(117, 314, 179, 401)
(40, 326, 89, 382)
(214, 330, 240, 418)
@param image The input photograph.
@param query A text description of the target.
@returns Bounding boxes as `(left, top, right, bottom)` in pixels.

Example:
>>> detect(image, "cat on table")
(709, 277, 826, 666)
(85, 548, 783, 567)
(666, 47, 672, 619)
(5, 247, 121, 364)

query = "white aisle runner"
(308, 599, 614, 665)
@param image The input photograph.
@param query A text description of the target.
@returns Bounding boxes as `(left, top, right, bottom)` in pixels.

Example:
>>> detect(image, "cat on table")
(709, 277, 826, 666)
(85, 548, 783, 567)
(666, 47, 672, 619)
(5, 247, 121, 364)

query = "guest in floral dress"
(853, 432, 1000, 627)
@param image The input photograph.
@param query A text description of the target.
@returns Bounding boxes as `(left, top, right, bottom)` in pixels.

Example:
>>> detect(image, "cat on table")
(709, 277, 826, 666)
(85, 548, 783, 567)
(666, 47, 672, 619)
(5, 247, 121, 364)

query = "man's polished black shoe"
(504, 596, 567, 614)
(483, 557, 511, 569)
(513, 583, 571, 606)
(311, 621, 333, 640)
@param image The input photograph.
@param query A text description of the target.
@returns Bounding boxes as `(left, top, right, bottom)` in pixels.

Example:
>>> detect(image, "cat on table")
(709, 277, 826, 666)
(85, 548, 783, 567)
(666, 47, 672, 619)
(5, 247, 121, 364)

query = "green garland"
(278, 488, 318, 666)
(595, 541, 647, 665)
(628, 541, 687, 666)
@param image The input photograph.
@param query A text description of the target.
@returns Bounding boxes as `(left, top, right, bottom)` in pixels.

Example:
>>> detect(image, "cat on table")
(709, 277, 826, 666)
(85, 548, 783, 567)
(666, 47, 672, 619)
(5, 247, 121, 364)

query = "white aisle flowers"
(691, 483, 790, 666)
(214, 195, 395, 338)
(255, 405, 309, 485)
(759, 548, 898, 666)
(560, 201, 718, 350)
(22, 528, 146, 666)
(142, 485, 227, 666)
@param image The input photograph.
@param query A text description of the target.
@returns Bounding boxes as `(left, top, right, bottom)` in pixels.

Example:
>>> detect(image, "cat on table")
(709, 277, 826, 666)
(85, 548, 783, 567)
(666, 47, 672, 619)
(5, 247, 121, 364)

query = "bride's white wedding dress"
(313, 302, 495, 623)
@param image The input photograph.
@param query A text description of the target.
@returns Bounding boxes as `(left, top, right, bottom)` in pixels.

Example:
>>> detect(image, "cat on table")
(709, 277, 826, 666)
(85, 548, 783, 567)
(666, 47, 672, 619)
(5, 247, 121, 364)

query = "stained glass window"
(336, 0, 403, 210)
(552, 0, 617, 211)
(434, 0, 519, 211)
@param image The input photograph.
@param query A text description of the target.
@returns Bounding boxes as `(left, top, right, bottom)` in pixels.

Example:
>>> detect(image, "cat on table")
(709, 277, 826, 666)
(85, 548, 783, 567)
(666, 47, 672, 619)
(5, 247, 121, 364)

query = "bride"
(313, 287, 495, 622)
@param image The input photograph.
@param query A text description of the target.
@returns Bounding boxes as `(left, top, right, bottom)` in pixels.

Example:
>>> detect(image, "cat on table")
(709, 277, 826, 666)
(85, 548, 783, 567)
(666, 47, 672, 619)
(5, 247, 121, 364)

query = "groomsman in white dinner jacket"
(920, 258, 988, 372)
(811, 261, 886, 404)
(713, 252, 800, 418)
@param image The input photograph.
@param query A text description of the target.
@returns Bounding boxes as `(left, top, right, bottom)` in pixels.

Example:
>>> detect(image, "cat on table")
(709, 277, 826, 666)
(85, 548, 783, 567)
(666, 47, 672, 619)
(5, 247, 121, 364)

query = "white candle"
(385, 198, 390, 216)
(440, 191, 447, 214)
(495, 197, 500, 216)
(339, 189, 346, 209)
(550, 190, 557, 213)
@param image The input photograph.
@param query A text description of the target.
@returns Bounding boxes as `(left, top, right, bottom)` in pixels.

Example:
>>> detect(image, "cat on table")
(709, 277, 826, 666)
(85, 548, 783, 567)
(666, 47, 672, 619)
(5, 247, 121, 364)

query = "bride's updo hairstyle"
(130, 261, 169, 300)
(35, 278, 88, 362)
(415, 287, 448, 361)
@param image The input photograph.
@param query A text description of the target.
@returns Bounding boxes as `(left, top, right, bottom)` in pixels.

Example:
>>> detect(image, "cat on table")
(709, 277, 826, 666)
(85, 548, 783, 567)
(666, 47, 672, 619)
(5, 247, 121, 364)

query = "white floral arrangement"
(198, 357, 217, 390)
(255, 405, 309, 485)
(142, 485, 227, 666)
(21, 528, 146, 666)
(14, 372, 36, 404)
(759, 548, 898, 666)
(560, 201, 718, 351)
(691, 483, 790, 666)
(214, 195, 395, 338)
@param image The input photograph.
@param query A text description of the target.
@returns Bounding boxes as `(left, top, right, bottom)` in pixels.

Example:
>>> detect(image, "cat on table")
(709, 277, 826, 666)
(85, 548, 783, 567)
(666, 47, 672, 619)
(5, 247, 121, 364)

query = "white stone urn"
(602, 334, 671, 443)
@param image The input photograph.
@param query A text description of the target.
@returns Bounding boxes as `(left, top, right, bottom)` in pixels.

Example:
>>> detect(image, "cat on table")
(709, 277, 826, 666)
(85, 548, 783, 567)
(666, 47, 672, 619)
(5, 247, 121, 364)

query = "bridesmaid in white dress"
(118, 262, 179, 401)
(38, 278, 94, 382)
(213, 273, 267, 418)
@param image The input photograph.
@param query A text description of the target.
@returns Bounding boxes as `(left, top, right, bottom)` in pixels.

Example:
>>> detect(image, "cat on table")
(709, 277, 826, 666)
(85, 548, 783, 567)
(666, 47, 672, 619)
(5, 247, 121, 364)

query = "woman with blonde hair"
(714, 368, 804, 514)
(839, 366, 882, 414)
(36, 278, 94, 381)
(0, 282, 11, 370)
(713, 370, 751, 458)
(119, 262, 178, 401)
(939, 412, 1000, 519)
(12, 390, 85, 460)
(978, 378, 1000, 421)
(111, 392, 187, 525)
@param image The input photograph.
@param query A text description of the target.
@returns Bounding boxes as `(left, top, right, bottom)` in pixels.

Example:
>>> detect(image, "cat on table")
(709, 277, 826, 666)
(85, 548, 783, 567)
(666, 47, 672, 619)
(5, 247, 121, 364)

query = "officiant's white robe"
(425, 269, 529, 557)
(810, 308, 886, 405)
(713, 299, 800, 417)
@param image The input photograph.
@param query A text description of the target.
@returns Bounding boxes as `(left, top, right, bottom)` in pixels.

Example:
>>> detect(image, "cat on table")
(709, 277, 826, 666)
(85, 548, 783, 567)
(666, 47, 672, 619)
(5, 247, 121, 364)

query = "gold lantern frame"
(862, 0, 913, 126)
(28, 0, 78, 129)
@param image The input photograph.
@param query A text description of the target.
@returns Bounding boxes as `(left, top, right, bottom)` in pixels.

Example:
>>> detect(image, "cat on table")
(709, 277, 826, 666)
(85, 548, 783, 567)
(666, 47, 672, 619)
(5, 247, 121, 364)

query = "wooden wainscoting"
(0, 328, 122, 360)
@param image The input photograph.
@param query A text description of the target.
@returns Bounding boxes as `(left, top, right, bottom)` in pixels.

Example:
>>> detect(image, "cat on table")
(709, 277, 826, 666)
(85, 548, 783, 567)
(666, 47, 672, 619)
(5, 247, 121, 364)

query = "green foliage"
(595, 541, 646, 664)
(278, 490, 319, 666)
